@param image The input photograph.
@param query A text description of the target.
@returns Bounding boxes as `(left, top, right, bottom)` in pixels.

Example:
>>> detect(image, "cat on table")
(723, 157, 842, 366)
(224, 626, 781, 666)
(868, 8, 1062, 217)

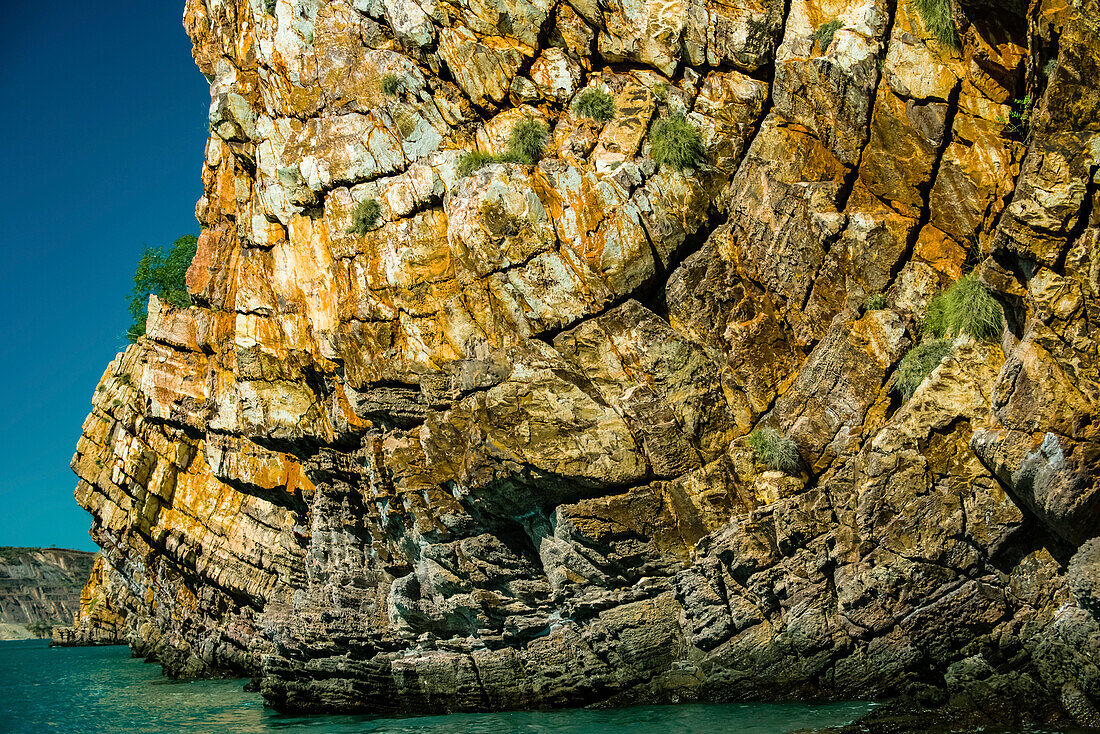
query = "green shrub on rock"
(912, 0, 960, 51)
(748, 428, 801, 473)
(650, 114, 705, 171)
(457, 150, 531, 178)
(381, 73, 402, 96)
(126, 234, 198, 342)
(895, 338, 955, 399)
(457, 119, 550, 178)
(923, 273, 1003, 341)
(923, 290, 948, 338)
(864, 292, 886, 310)
(572, 88, 616, 121)
(347, 198, 382, 235)
(812, 18, 843, 53)
(457, 151, 498, 178)
(263, 0, 277, 15)
(508, 118, 549, 163)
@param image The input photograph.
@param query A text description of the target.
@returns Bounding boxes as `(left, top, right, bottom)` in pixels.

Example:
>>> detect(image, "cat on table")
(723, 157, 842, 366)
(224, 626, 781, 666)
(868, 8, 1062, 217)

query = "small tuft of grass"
(457, 119, 550, 177)
(263, 0, 277, 15)
(895, 338, 954, 399)
(653, 82, 670, 102)
(912, 0, 960, 51)
(923, 273, 1003, 341)
(864, 293, 886, 310)
(457, 150, 500, 178)
(572, 88, 617, 122)
(747, 428, 802, 473)
(923, 293, 947, 338)
(381, 73, 402, 97)
(508, 118, 549, 163)
(650, 114, 705, 171)
(1043, 58, 1058, 79)
(812, 18, 844, 53)
(347, 198, 382, 235)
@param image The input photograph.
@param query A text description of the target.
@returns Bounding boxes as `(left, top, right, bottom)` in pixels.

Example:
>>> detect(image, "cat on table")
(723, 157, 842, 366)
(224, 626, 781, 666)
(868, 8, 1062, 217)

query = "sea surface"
(0, 638, 873, 733)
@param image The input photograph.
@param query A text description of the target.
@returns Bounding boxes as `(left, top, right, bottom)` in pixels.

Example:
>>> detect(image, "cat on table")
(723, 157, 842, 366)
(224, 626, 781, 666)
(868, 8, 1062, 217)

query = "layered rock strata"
(69, 0, 1100, 728)
(0, 547, 95, 638)
(51, 555, 129, 646)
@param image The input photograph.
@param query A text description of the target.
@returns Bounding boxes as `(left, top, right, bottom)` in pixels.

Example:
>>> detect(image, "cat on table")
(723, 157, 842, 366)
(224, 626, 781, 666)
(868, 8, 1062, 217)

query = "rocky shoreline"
(61, 0, 1100, 729)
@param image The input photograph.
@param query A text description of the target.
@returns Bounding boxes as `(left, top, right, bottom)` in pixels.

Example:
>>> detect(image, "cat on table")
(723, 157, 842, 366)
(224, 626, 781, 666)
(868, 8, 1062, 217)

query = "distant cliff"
(51, 555, 128, 647)
(67, 0, 1100, 730)
(0, 547, 95, 640)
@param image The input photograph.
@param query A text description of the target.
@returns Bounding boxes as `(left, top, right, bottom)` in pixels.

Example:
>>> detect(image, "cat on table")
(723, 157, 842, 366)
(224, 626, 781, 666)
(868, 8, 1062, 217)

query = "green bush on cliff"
(126, 234, 198, 342)
(748, 428, 802, 473)
(912, 0, 960, 51)
(508, 118, 550, 162)
(347, 198, 383, 235)
(864, 292, 886, 310)
(895, 338, 955, 399)
(457, 119, 549, 177)
(812, 18, 844, 53)
(381, 73, 402, 96)
(263, 0, 277, 15)
(923, 273, 1003, 341)
(650, 114, 705, 171)
(922, 293, 947, 338)
(572, 88, 616, 122)
(457, 150, 500, 177)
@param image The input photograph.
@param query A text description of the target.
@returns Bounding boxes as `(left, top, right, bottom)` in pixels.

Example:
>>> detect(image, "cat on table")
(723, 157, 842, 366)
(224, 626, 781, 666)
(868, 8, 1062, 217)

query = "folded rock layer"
(68, 0, 1100, 727)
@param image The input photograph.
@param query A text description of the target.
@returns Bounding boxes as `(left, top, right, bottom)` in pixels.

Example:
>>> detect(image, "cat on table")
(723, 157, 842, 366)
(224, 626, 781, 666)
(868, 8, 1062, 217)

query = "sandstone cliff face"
(69, 0, 1100, 727)
(0, 547, 95, 638)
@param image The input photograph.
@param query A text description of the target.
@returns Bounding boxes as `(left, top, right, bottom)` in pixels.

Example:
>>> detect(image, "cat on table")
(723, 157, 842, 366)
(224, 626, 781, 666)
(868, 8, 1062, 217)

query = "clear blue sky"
(0, 1, 210, 551)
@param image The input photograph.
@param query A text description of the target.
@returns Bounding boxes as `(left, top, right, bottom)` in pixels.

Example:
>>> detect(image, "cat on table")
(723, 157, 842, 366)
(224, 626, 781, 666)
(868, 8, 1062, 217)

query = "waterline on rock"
(1, 640, 873, 733)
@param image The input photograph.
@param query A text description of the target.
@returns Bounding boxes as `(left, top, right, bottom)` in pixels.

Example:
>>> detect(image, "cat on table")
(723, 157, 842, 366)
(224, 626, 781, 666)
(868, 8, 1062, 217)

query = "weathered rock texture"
(0, 547, 95, 639)
(68, 0, 1100, 728)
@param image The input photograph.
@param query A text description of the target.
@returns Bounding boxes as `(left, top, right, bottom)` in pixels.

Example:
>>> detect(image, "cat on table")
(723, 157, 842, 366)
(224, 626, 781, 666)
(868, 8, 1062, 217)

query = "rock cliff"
(51, 554, 129, 646)
(0, 547, 95, 639)
(68, 0, 1100, 728)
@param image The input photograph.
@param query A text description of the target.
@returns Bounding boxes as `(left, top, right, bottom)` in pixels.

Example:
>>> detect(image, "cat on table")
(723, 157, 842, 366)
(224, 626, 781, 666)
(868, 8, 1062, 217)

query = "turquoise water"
(0, 639, 873, 733)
